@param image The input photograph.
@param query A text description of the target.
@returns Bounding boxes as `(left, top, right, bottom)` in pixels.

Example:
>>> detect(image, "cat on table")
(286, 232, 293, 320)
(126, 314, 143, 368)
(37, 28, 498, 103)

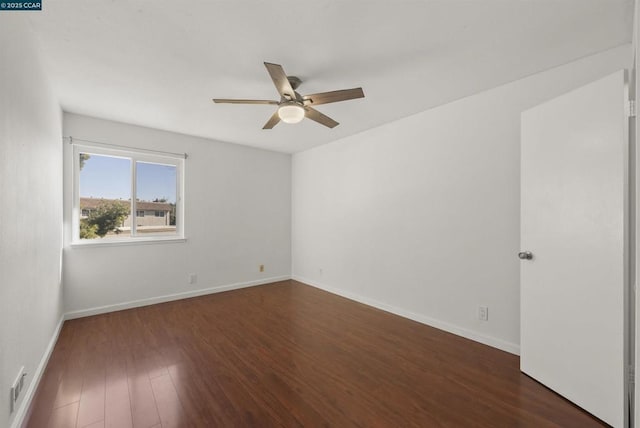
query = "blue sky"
(80, 154, 176, 203)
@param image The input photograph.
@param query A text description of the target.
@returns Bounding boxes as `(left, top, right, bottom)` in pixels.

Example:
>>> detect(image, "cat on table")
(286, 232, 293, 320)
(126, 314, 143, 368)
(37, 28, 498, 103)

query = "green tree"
(79, 219, 98, 239)
(169, 203, 176, 226)
(79, 153, 91, 170)
(82, 201, 130, 238)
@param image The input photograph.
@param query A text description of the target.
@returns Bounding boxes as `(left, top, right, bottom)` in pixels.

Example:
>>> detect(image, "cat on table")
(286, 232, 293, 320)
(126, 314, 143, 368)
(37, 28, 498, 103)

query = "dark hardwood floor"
(25, 280, 605, 427)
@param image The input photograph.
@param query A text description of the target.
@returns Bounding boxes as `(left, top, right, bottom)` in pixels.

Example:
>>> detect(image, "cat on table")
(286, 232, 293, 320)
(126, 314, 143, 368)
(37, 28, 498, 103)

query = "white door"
(520, 70, 629, 427)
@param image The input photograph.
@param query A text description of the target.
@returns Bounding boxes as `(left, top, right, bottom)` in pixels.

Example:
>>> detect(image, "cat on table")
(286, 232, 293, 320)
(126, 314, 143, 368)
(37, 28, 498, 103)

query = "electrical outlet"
(259, 264, 265, 272)
(478, 306, 489, 321)
(188, 273, 197, 284)
(10, 367, 26, 413)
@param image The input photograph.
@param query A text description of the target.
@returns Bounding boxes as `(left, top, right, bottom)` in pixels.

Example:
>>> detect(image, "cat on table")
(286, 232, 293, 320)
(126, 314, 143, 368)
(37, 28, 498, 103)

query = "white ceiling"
(29, 0, 632, 153)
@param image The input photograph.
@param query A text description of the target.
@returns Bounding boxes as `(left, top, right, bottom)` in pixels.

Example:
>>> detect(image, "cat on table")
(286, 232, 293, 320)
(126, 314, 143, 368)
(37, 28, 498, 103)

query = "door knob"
(518, 251, 533, 260)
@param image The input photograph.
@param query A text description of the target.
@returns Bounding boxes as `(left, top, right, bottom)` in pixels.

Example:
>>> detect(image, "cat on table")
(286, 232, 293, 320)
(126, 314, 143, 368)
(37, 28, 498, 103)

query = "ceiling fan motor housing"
(287, 76, 302, 90)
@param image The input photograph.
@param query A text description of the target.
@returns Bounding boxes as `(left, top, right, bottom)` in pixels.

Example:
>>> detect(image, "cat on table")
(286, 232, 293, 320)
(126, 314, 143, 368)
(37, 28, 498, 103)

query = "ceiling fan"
(213, 62, 365, 129)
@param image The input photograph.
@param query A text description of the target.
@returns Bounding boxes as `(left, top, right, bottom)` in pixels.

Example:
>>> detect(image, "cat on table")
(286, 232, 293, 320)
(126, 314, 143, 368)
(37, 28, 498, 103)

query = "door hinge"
(629, 100, 636, 118)
(629, 365, 635, 385)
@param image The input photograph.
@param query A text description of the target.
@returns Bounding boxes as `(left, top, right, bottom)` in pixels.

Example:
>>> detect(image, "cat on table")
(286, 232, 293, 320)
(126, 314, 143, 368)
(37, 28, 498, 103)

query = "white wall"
(63, 113, 291, 315)
(630, 0, 640, 426)
(0, 17, 64, 428)
(292, 44, 631, 354)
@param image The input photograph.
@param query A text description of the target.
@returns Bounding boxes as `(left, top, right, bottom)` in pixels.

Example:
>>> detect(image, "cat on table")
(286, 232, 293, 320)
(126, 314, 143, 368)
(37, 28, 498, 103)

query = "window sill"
(69, 236, 186, 249)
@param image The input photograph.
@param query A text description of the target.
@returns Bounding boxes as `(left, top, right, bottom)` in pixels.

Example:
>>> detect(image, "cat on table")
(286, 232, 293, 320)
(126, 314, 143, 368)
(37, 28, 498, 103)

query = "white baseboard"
(292, 275, 520, 356)
(65, 275, 291, 320)
(10, 315, 65, 428)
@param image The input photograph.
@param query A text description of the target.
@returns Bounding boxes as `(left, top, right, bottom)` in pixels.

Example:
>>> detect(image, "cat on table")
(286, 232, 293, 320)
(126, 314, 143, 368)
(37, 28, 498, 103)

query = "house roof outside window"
(80, 197, 172, 212)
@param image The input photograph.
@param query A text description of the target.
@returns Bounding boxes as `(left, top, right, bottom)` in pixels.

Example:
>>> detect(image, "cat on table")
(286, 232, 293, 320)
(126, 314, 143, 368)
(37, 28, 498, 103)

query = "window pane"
(135, 161, 177, 236)
(79, 153, 132, 240)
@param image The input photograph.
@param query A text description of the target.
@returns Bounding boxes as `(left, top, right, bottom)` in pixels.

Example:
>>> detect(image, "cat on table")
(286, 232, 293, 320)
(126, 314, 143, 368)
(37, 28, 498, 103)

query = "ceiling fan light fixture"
(278, 102, 305, 124)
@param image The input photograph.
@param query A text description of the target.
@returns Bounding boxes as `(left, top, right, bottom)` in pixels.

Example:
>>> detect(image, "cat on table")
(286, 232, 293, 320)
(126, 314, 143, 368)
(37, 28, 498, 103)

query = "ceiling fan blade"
(213, 99, 279, 105)
(303, 88, 364, 106)
(264, 62, 296, 100)
(304, 107, 339, 128)
(262, 110, 281, 129)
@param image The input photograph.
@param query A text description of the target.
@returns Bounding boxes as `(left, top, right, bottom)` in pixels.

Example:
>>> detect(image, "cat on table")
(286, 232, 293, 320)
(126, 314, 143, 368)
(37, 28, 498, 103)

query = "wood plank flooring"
(24, 280, 606, 427)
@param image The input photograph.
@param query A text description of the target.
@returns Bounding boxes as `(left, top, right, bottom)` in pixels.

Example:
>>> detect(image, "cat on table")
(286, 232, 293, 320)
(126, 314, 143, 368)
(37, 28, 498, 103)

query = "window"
(72, 142, 184, 244)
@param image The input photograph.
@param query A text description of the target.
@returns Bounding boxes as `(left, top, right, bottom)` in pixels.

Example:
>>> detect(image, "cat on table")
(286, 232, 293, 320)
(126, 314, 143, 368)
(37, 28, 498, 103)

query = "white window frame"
(71, 142, 185, 246)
